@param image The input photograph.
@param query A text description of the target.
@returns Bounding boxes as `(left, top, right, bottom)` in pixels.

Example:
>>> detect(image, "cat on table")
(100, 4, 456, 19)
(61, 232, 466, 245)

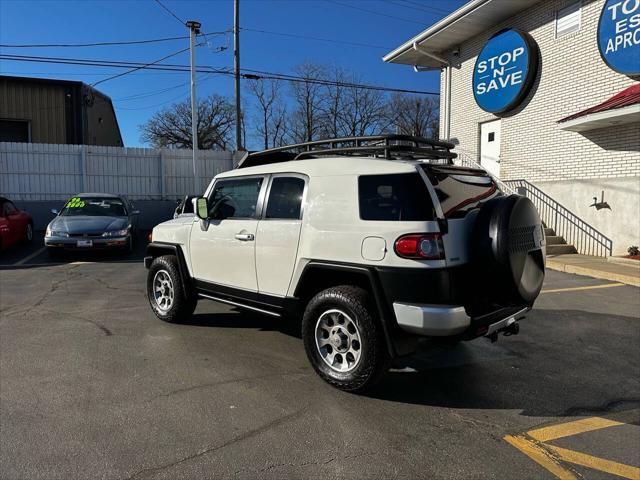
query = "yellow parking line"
(541, 283, 625, 294)
(546, 444, 640, 479)
(503, 435, 577, 479)
(528, 417, 624, 442)
(13, 247, 46, 266)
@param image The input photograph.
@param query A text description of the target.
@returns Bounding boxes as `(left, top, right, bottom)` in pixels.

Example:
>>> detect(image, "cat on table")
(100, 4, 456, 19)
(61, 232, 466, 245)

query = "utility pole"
(234, 0, 242, 150)
(186, 20, 201, 194)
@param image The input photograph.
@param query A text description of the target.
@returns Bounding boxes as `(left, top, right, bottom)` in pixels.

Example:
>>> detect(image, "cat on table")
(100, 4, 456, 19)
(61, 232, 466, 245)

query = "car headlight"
(46, 227, 68, 237)
(102, 227, 130, 237)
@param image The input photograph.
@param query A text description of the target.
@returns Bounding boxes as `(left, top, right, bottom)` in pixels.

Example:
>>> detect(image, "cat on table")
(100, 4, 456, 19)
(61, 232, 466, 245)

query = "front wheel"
(302, 286, 390, 392)
(147, 255, 197, 323)
(23, 223, 33, 244)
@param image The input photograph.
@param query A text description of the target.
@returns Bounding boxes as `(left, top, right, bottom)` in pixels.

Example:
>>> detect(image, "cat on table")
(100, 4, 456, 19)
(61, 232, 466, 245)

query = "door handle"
(235, 233, 254, 241)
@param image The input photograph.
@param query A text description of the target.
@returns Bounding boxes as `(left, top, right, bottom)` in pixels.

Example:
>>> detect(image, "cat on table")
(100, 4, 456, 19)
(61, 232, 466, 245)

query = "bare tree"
(247, 79, 287, 149)
(318, 67, 347, 139)
(140, 95, 234, 150)
(386, 94, 440, 139)
(270, 103, 289, 148)
(339, 73, 389, 137)
(289, 62, 326, 143)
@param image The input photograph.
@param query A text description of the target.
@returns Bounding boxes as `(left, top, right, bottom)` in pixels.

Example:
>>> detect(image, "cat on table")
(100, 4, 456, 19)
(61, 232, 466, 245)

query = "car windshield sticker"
(66, 197, 85, 208)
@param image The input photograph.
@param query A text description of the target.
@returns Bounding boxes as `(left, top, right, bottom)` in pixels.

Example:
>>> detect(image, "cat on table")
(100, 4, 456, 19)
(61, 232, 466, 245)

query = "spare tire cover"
(470, 195, 545, 305)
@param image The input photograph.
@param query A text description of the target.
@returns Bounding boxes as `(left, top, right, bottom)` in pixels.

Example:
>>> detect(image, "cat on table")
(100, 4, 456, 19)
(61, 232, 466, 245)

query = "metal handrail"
(505, 179, 613, 257)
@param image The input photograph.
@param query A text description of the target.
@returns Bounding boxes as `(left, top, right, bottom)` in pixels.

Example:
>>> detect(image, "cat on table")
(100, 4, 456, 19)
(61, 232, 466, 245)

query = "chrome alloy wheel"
(315, 309, 362, 373)
(153, 269, 174, 312)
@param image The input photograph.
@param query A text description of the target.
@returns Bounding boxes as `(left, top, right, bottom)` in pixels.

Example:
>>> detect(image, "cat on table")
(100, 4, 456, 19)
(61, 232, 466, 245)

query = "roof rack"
(236, 134, 457, 169)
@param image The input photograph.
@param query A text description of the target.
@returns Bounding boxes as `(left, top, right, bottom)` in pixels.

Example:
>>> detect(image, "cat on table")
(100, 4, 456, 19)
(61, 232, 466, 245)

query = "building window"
(488, 132, 495, 142)
(0, 120, 30, 143)
(556, 2, 581, 38)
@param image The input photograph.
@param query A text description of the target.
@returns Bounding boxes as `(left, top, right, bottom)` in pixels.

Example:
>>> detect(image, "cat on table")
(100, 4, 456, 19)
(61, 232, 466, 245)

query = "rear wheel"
(147, 255, 197, 323)
(302, 286, 390, 392)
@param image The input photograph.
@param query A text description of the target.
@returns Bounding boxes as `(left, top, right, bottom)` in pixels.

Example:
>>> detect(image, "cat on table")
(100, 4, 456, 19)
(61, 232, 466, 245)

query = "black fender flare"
(294, 261, 400, 358)
(145, 242, 193, 298)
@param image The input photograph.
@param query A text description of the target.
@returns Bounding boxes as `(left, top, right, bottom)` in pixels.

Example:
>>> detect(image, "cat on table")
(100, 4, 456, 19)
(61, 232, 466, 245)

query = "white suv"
(144, 135, 546, 391)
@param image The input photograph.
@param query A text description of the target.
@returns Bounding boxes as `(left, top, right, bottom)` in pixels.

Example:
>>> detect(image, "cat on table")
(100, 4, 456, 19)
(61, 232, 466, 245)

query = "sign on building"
(472, 29, 540, 114)
(598, 0, 640, 75)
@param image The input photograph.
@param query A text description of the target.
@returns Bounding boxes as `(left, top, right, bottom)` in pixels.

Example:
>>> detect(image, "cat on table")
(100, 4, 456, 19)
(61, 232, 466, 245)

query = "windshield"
(60, 197, 127, 217)
(421, 166, 501, 219)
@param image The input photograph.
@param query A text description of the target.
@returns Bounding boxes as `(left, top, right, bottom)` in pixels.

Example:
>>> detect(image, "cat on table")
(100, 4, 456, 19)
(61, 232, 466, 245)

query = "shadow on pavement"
(366, 308, 640, 418)
(185, 309, 303, 339)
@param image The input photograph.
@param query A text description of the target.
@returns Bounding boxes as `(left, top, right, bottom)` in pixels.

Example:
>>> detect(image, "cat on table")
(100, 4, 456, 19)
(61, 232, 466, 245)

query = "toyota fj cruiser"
(144, 135, 546, 391)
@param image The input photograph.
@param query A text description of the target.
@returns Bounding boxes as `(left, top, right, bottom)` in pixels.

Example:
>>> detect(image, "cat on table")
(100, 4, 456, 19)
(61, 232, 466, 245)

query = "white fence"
(0, 142, 236, 201)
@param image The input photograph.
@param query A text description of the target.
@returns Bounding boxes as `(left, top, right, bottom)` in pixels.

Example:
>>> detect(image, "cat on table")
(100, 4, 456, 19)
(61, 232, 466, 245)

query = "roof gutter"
(383, 0, 492, 63)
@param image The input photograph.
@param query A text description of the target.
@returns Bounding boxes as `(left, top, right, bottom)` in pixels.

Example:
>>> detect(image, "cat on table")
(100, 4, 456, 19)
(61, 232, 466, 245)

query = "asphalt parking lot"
(1, 240, 639, 479)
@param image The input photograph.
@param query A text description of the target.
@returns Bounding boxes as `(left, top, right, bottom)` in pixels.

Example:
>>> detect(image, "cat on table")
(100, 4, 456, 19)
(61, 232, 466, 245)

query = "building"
(384, 0, 639, 256)
(0, 75, 123, 147)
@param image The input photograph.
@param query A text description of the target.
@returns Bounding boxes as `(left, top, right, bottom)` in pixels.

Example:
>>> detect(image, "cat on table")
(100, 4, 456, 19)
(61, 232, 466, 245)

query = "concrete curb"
(546, 260, 640, 287)
(607, 256, 640, 267)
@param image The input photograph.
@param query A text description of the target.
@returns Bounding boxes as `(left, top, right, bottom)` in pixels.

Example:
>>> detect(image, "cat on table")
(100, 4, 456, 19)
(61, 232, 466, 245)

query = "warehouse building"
(384, 0, 639, 256)
(0, 75, 123, 147)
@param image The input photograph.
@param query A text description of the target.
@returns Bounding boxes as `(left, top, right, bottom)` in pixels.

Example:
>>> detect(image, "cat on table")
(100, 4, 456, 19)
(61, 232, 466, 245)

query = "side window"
(265, 177, 305, 220)
(358, 173, 435, 221)
(209, 177, 264, 219)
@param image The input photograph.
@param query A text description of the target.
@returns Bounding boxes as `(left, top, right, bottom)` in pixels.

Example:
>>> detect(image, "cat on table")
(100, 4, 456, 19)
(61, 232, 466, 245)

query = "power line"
(0, 54, 439, 95)
(392, 0, 450, 15)
(324, 0, 427, 26)
(241, 27, 389, 50)
(0, 32, 228, 49)
(153, 0, 185, 26)
(90, 46, 193, 87)
(115, 74, 214, 109)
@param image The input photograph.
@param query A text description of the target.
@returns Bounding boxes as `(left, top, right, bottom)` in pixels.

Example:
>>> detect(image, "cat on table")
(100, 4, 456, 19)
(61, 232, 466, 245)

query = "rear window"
(421, 166, 500, 219)
(358, 173, 435, 221)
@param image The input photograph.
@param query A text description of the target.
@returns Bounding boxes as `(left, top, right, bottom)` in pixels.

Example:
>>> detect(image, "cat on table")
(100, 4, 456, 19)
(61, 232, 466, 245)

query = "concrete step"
(545, 235, 566, 245)
(547, 244, 577, 255)
(544, 228, 555, 236)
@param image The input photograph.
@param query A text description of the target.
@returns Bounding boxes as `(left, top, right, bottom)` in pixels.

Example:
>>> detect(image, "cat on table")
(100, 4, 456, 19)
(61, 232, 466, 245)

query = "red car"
(0, 197, 33, 252)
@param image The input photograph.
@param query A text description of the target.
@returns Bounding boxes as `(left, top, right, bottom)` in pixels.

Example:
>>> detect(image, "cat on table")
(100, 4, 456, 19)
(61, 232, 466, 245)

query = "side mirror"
(50, 208, 59, 215)
(196, 197, 208, 220)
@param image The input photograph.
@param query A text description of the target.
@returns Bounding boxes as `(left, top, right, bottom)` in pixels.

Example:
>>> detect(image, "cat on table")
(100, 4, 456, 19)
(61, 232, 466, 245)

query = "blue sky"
(0, 0, 467, 148)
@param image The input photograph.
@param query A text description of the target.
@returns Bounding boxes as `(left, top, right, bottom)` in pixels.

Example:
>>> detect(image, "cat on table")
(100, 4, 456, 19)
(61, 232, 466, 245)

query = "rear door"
(255, 174, 306, 296)
(421, 166, 500, 266)
(190, 175, 266, 291)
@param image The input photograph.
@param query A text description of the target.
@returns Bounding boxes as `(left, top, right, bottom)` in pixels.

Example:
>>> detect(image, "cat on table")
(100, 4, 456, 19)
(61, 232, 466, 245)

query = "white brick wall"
(440, 0, 640, 183)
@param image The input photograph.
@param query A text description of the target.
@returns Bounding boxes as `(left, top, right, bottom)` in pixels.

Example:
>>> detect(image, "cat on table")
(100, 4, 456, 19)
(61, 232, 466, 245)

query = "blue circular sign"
(598, 0, 640, 75)
(473, 29, 540, 114)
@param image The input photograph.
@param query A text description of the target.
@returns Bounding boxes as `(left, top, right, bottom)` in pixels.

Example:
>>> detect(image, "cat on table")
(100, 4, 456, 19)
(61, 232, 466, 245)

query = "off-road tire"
(302, 285, 390, 392)
(147, 255, 197, 323)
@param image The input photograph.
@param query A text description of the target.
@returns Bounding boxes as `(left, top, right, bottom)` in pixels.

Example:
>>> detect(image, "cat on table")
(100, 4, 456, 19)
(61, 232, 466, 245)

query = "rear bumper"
(393, 302, 529, 338)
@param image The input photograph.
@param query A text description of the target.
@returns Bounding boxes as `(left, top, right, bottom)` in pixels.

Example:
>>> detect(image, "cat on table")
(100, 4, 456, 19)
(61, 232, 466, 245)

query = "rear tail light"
(394, 233, 445, 260)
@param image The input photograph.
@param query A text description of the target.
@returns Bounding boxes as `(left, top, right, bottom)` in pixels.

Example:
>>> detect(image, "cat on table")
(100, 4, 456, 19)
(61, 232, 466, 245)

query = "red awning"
(559, 83, 640, 123)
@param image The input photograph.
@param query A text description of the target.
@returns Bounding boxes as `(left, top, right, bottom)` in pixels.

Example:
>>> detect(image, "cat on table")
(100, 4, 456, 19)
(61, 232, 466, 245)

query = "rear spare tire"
(470, 194, 545, 306)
